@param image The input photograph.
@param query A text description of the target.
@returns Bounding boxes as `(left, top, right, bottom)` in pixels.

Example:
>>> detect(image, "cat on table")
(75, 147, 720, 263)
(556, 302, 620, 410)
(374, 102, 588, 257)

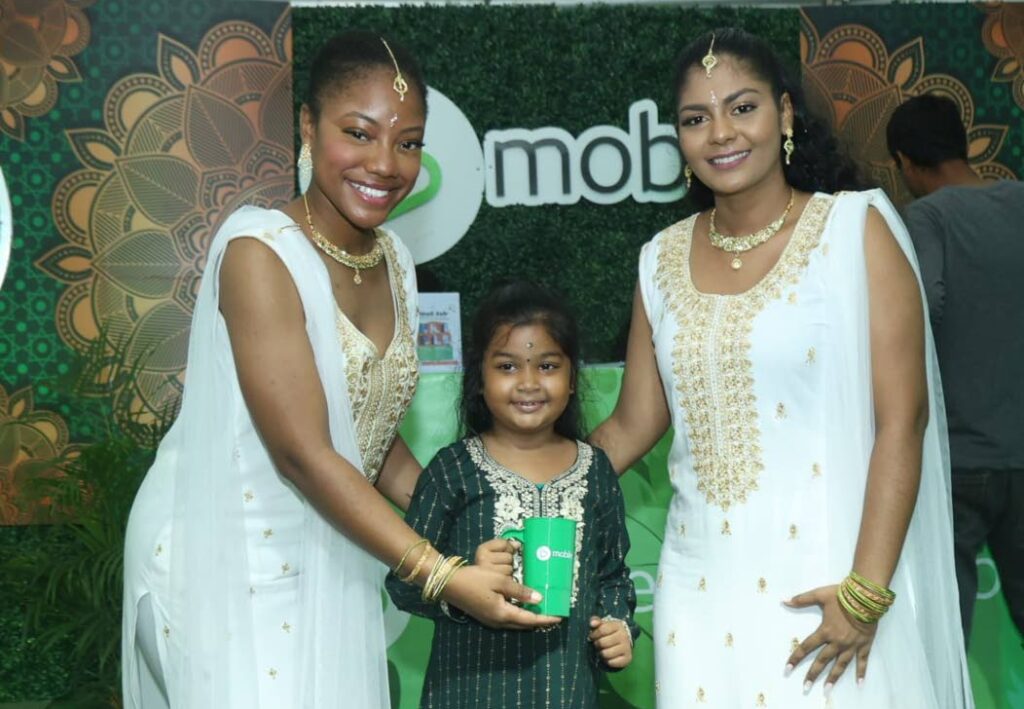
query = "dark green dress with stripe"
(386, 437, 637, 709)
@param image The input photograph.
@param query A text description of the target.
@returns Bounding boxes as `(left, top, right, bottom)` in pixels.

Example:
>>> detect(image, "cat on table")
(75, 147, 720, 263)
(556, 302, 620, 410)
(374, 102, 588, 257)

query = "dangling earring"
(684, 164, 693, 189)
(297, 143, 313, 194)
(783, 128, 795, 166)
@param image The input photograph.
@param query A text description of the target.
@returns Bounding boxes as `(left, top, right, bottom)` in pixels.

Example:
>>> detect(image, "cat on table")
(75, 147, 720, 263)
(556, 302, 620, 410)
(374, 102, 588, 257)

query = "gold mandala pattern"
(36, 11, 293, 436)
(800, 12, 1018, 205)
(982, 2, 1024, 111)
(0, 383, 83, 524)
(0, 0, 94, 141)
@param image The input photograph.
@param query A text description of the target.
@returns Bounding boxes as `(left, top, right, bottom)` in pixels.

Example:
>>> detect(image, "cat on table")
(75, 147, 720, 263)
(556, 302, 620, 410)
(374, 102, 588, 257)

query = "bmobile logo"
(0, 166, 11, 292)
(386, 87, 485, 265)
(536, 545, 552, 562)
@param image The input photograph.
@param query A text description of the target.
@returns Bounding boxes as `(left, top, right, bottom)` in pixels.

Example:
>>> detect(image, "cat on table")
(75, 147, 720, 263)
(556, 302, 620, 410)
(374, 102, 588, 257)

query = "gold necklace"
(302, 193, 384, 285)
(708, 190, 796, 271)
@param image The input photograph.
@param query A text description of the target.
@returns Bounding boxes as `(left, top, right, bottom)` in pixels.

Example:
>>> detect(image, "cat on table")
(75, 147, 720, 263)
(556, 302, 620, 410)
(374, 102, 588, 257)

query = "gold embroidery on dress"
(336, 232, 419, 483)
(467, 437, 591, 605)
(725, 632, 734, 647)
(653, 194, 833, 510)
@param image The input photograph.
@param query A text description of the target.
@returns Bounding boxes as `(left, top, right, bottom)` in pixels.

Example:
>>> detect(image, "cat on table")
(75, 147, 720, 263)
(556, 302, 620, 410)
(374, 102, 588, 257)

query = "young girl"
(386, 281, 638, 709)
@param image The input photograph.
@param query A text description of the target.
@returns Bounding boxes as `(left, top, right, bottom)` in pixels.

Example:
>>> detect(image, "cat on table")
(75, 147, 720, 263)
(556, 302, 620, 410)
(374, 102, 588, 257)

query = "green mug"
(501, 517, 578, 617)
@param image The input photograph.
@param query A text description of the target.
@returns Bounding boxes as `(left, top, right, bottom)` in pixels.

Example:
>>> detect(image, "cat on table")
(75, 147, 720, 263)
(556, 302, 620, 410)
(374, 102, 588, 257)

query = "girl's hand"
(473, 538, 517, 576)
(441, 564, 561, 631)
(588, 616, 633, 669)
(783, 584, 878, 695)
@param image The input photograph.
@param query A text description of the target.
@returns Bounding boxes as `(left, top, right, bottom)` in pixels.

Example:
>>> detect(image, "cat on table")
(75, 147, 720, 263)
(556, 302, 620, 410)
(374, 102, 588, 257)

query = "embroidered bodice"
(337, 233, 418, 483)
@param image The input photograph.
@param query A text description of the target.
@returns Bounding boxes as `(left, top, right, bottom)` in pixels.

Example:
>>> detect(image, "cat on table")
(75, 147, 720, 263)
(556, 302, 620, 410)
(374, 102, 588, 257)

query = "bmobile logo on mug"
(536, 546, 552, 562)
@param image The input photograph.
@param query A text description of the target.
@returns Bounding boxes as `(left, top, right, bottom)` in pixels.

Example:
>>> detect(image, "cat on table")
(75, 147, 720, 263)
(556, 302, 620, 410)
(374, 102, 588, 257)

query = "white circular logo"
(386, 87, 484, 264)
(536, 545, 552, 562)
(0, 165, 11, 292)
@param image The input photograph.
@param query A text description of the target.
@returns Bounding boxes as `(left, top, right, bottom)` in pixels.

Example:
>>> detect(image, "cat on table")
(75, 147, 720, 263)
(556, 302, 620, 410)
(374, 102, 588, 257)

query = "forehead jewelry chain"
(702, 34, 718, 78)
(708, 189, 796, 271)
(302, 193, 384, 285)
(380, 37, 409, 102)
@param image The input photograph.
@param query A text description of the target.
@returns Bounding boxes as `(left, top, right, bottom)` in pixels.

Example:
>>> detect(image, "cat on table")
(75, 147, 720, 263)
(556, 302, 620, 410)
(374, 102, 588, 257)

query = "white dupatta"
(822, 190, 972, 708)
(162, 206, 392, 707)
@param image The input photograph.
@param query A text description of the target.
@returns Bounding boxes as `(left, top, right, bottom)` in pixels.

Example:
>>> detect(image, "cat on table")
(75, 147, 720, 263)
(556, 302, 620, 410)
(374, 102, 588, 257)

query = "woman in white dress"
(122, 31, 557, 709)
(591, 28, 972, 708)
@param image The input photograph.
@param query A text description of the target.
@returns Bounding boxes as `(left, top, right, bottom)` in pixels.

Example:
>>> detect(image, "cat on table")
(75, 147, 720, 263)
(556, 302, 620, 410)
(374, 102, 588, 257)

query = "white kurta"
(641, 191, 971, 709)
(122, 206, 418, 708)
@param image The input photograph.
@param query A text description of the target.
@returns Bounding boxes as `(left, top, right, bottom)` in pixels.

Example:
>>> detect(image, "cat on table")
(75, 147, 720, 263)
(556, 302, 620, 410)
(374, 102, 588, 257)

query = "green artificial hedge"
(294, 5, 800, 362)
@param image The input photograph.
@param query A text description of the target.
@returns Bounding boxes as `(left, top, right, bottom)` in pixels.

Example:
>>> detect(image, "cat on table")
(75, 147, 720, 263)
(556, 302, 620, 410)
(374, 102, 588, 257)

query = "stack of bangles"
(393, 538, 469, 603)
(837, 571, 896, 624)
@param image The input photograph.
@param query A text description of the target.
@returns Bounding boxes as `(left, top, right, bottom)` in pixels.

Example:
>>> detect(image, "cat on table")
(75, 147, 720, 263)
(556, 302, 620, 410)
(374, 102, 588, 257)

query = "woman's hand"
(441, 565, 561, 631)
(473, 538, 517, 576)
(784, 584, 877, 695)
(589, 616, 633, 669)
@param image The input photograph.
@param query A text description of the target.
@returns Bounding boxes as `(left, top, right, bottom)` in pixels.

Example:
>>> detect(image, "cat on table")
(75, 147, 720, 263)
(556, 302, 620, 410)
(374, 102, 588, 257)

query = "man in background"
(887, 94, 1024, 647)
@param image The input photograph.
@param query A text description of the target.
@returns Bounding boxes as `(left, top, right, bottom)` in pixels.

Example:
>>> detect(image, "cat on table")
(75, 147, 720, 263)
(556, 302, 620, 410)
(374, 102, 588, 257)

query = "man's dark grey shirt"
(904, 181, 1024, 470)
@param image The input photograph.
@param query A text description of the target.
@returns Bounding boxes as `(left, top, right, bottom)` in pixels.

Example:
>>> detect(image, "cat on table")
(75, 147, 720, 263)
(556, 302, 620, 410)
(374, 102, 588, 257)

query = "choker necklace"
(302, 193, 384, 285)
(708, 190, 796, 271)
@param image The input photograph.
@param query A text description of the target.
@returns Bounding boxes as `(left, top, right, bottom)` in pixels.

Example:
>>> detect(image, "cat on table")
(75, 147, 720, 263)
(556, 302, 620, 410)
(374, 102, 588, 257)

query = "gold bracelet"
(837, 582, 876, 624)
(394, 539, 428, 575)
(421, 554, 450, 602)
(432, 557, 468, 602)
(400, 544, 432, 584)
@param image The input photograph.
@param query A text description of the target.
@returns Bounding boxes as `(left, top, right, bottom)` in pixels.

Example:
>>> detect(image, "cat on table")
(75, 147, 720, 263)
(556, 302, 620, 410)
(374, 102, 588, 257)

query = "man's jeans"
(952, 469, 1024, 647)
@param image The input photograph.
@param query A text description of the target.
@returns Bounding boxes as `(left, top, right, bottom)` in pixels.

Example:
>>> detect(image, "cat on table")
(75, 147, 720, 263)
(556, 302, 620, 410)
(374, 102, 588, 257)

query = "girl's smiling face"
(676, 56, 792, 199)
(481, 322, 573, 441)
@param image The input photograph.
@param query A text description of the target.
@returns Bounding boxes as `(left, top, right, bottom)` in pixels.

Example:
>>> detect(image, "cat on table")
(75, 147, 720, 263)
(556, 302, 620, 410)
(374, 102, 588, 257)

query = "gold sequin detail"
(162, 625, 170, 638)
(697, 687, 707, 702)
(679, 523, 687, 536)
(812, 462, 822, 478)
(282, 622, 291, 633)
(655, 681, 661, 695)
(268, 668, 278, 679)
(698, 576, 707, 591)
(667, 631, 677, 646)
(789, 524, 799, 540)
(468, 437, 591, 606)
(263, 528, 273, 539)
(653, 195, 832, 510)
(154, 544, 163, 556)
(788, 292, 798, 305)
(757, 692, 767, 707)
(337, 233, 418, 484)
(721, 519, 732, 536)
(281, 563, 291, 574)
(775, 402, 787, 419)
(725, 632, 734, 647)
(806, 347, 816, 364)
(758, 577, 767, 593)
(243, 489, 254, 502)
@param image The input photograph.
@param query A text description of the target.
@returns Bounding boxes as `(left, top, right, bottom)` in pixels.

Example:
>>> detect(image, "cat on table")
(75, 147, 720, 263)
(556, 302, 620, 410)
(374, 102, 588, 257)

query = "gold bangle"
(432, 557, 468, 602)
(400, 544, 432, 584)
(421, 554, 449, 602)
(837, 583, 876, 624)
(394, 539, 428, 575)
(849, 571, 895, 602)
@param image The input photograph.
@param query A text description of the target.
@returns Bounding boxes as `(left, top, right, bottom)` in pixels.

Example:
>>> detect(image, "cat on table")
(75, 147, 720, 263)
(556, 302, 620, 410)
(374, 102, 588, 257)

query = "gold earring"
(297, 142, 313, 194)
(783, 128, 795, 166)
(685, 164, 693, 189)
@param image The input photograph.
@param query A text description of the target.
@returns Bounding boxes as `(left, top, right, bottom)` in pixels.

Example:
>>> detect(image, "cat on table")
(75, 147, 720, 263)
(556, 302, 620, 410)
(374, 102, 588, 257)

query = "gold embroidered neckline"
(686, 193, 826, 299)
(654, 193, 834, 510)
(473, 437, 583, 488)
(335, 232, 401, 359)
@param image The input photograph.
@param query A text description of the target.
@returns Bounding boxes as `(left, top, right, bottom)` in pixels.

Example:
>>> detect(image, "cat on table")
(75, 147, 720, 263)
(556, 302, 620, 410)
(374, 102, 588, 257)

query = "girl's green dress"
(386, 437, 637, 709)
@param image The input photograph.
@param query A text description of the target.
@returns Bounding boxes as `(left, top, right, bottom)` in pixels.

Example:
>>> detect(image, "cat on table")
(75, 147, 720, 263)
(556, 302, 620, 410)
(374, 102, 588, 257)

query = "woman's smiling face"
(676, 56, 792, 199)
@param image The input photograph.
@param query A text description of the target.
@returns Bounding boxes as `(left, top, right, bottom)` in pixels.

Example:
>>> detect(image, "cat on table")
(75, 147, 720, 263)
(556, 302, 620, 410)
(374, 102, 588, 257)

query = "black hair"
(306, 30, 427, 120)
(886, 94, 967, 168)
(672, 28, 865, 210)
(460, 281, 584, 441)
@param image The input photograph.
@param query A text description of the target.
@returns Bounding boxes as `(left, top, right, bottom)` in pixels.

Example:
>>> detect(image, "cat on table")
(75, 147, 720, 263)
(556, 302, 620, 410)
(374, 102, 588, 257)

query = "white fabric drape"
(821, 189, 971, 708)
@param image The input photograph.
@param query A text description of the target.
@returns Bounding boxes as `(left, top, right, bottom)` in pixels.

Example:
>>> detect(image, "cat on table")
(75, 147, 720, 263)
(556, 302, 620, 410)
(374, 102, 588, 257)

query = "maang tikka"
(702, 33, 718, 78)
(380, 37, 409, 102)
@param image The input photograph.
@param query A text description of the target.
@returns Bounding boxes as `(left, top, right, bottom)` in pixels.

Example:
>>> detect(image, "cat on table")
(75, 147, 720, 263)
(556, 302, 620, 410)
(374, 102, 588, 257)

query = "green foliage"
(294, 5, 800, 362)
